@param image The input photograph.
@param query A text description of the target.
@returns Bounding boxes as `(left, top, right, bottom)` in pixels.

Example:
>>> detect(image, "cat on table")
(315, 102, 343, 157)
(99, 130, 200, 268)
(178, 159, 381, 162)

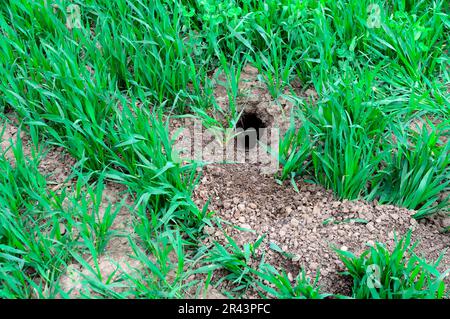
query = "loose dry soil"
(192, 162, 450, 297)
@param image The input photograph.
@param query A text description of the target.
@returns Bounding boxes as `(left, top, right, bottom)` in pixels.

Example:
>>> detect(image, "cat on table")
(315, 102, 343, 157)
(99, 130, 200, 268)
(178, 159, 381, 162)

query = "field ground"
(0, 0, 449, 299)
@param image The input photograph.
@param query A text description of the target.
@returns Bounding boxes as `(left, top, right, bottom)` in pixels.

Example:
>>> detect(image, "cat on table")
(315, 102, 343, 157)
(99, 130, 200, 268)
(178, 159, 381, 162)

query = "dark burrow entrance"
(236, 112, 266, 150)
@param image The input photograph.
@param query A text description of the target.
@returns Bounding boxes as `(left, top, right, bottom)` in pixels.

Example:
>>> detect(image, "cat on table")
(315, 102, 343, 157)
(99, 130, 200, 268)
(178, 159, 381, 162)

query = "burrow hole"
(236, 112, 266, 150)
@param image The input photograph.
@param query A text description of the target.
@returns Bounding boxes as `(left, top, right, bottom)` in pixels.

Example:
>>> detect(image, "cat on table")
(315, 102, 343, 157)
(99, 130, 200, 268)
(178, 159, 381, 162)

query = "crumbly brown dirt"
(192, 163, 450, 297)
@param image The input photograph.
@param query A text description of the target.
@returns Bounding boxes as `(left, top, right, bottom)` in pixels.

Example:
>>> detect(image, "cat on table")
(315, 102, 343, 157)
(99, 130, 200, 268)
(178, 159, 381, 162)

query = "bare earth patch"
(192, 162, 450, 296)
(1, 116, 75, 184)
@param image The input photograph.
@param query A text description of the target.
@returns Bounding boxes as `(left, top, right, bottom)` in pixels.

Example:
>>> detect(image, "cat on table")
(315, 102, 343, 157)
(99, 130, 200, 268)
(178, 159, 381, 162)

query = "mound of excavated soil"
(192, 163, 450, 296)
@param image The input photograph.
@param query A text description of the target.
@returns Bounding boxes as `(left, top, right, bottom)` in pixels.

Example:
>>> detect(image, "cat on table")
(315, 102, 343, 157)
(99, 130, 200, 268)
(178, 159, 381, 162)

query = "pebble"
(204, 226, 214, 235)
(287, 272, 294, 281)
(59, 223, 66, 235)
(366, 222, 376, 232)
(238, 216, 246, 223)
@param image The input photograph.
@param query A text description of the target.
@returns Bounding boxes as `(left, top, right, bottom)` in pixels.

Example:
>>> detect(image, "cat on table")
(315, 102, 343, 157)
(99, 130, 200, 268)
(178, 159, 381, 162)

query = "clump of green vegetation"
(335, 231, 449, 299)
(0, 0, 448, 299)
(0, 128, 123, 298)
(279, 66, 449, 217)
